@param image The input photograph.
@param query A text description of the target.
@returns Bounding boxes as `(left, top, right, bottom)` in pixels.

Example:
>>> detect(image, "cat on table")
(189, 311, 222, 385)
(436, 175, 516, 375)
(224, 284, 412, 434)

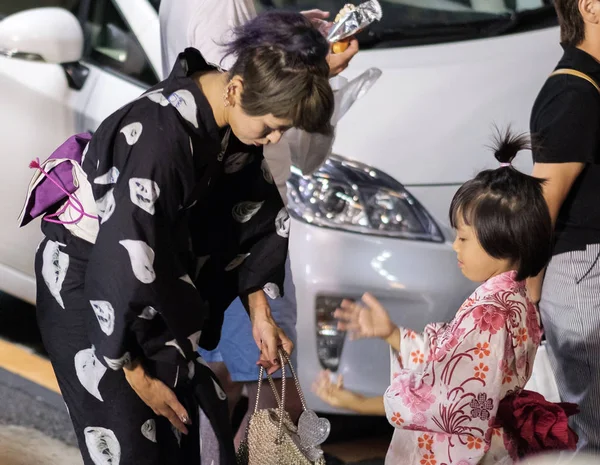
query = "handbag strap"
(549, 68, 600, 94)
(254, 349, 309, 443)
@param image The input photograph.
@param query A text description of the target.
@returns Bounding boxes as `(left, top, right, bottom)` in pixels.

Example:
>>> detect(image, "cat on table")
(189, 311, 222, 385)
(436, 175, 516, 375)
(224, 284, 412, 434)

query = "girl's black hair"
(449, 127, 553, 281)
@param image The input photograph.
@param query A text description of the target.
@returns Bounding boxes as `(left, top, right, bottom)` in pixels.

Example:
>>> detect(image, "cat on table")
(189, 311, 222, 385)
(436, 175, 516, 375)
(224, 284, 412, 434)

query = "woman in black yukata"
(34, 11, 334, 465)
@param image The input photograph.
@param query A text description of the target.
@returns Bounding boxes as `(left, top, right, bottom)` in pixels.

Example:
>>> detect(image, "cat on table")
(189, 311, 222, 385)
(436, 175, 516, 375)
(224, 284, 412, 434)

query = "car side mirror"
(0, 7, 84, 64)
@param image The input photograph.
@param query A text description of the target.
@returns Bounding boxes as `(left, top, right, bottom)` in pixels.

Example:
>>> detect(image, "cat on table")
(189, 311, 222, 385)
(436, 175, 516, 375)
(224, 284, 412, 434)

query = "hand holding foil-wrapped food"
(328, 0, 383, 53)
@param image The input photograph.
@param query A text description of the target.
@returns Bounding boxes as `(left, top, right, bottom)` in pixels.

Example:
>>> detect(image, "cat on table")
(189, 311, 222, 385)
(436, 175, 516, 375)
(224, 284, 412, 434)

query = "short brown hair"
(225, 11, 334, 136)
(555, 0, 586, 46)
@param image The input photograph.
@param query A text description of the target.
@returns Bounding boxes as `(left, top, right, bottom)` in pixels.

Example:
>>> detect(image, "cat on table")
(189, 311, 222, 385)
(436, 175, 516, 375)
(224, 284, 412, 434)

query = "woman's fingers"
(162, 407, 189, 435)
(164, 389, 190, 425)
(278, 330, 294, 358)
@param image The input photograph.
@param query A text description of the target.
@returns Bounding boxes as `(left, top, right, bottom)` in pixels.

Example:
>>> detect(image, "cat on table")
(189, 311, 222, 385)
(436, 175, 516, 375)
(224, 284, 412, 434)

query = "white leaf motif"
(172, 425, 182, 447)
(96, 188, 116, 224)
(138, 306, 158, 320)
(41, 241, 69, 309)
(120, 122, 143, 145)
(119, 240, 156, 284)
(263, 282, 280, 300)
(165, 339, 185, 358)
(232, 201, 264, 223)
(93, 167, 119, 185)
(103, 352, 131, 371)
(168, 90, 198, 128)
(224, 152, 253, 174)
(82, 142, 90, 164)
(188, 361, 195, 380)
(146, 89, 169, 106)
(90, 300, 115, 336)
(213, 379, 227, 401)
(225, 253, 251, 271)
(84, 427, 121, 465)
(275, 208, 291, 238)
(129, 178, 160, 215)
(179, 274, 196, 288)
(188, 330, 202, 352)
(75, 347, 106, 402)
(141, 419, 157, 443)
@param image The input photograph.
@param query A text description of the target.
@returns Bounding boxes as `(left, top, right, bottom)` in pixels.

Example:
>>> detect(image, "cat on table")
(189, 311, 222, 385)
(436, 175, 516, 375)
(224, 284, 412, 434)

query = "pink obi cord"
(29, 158, 99, 225)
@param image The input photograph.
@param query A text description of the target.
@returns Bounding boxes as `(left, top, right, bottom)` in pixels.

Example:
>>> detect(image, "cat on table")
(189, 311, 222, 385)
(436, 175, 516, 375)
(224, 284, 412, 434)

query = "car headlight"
(287, 155, 443, 241)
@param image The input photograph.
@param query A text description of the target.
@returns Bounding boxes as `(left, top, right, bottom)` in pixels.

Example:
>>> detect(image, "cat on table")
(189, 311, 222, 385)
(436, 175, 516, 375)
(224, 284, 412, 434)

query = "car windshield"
(150, 1, 557, 47)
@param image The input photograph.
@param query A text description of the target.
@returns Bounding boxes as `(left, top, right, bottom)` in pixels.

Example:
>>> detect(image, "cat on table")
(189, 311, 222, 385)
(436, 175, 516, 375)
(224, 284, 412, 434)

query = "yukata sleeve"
(391, 322, 448, 373)
(84, 119, 206, 372)
(384, 304, 509, 446)
(232, 154, 288, 301)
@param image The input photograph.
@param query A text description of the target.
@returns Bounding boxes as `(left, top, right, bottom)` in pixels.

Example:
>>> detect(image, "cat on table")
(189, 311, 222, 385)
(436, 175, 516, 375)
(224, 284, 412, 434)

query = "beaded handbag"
(237, 350, 331, 465)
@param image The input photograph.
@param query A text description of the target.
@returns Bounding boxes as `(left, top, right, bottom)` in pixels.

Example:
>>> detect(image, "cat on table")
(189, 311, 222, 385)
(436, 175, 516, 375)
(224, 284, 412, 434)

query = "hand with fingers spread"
(334, 292, 397, 341)
(247, 290, 294, 375)
(124, 361, 190, 435)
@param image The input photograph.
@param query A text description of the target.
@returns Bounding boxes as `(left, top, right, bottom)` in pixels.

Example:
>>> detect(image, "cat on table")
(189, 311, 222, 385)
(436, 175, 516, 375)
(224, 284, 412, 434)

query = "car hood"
(332, 26, 562, 186)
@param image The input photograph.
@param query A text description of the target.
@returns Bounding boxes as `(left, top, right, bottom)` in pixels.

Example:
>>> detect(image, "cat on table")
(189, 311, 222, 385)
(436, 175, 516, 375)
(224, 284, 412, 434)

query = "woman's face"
(227, 77, 292, 146)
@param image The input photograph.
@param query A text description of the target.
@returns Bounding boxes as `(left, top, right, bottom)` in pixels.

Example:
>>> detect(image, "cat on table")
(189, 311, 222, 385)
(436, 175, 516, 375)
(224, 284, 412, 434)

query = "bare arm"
(312, 370, 386, 415)
(527, 162, 584, 302)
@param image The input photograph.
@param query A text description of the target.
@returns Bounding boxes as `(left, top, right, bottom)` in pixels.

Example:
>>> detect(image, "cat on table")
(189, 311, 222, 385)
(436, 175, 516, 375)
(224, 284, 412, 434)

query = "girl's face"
(452, 217, 515, 283)
(226, 77, 292, 147)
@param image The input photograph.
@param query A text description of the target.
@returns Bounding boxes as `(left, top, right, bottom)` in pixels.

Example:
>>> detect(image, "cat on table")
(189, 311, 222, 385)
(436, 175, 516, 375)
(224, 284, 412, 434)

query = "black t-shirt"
(530, 45, 600, 255)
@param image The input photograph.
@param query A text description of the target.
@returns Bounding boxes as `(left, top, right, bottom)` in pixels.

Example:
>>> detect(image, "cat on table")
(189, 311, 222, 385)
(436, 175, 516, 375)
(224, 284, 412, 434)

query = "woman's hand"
(334, 292, 397, 341)
(247, 290, 294, 375)
(124, 361, 190, 435)
(301, 8, 359, 77)
(327, 38, 359, 77)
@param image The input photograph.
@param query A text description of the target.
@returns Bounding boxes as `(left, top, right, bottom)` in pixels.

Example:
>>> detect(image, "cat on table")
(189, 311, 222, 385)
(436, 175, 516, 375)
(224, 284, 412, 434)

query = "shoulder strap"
(549, 68, 600, 94)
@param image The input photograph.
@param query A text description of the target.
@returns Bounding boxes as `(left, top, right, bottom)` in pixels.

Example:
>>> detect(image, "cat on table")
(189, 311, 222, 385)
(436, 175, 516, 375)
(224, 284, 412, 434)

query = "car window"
(84, 0, 158, 87)
(0, 0, 79, 18)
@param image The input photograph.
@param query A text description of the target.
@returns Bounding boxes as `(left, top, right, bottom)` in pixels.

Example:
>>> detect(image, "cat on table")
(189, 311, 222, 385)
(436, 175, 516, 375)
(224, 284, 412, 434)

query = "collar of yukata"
(480, 270, 523, 295)
(147, 48, 221, 139)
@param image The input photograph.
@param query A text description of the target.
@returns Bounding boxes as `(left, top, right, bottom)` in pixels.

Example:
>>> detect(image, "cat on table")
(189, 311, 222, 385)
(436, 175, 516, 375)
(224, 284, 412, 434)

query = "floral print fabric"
(384, 271, 542, 465)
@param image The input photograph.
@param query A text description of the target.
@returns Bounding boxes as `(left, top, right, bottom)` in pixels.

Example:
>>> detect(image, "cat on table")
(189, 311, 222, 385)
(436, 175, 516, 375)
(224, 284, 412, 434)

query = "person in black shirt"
(529, 0, 600, 452)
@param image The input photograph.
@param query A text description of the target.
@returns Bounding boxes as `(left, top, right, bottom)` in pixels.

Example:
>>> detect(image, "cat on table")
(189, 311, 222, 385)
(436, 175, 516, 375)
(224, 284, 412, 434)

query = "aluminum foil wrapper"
(327, 0, 383, 43)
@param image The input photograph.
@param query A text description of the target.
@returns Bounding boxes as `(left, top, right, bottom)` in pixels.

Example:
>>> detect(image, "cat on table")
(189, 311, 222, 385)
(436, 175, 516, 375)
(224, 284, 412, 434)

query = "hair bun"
(490, 126, 530, 164)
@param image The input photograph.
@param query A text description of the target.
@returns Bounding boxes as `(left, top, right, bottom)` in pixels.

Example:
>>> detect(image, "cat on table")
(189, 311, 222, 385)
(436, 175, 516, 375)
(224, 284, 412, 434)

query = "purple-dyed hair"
(222, 11, 334, 135)
(223, 11, 330, 73)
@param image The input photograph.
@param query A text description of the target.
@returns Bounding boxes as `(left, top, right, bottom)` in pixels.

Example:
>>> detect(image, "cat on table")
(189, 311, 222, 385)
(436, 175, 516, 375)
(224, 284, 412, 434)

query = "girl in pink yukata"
(316, 130, 570, 464)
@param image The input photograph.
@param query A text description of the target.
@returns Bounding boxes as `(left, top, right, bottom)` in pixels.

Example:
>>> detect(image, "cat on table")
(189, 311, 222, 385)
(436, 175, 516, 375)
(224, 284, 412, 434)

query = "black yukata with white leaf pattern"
(34, 48, 287, 465)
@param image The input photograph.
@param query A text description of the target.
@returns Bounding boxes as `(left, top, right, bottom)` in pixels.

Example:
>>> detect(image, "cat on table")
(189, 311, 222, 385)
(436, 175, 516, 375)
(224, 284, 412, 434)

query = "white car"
(0, 0, 560, 413)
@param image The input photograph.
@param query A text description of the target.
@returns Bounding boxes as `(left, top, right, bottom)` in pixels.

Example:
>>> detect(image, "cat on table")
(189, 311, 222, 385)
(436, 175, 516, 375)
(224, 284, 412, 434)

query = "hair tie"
(500, 162, 511, 167)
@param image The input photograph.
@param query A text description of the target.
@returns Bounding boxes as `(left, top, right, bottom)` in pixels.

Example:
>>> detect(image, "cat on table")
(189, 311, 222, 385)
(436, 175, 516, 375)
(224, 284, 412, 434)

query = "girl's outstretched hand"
(334, 292, 397, 341)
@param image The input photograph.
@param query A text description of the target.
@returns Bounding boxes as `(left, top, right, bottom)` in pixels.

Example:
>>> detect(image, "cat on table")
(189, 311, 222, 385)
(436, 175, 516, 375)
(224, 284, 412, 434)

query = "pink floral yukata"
(384, 271, 542, 465)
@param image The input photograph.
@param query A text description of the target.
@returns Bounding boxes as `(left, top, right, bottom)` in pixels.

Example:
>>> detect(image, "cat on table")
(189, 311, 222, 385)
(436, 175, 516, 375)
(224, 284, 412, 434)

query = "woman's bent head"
(222, 11, 334, 146)
(449, 128, 552, 283)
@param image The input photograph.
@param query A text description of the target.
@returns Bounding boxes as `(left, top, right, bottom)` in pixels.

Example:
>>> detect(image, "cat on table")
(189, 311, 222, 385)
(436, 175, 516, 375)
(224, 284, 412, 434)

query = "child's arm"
(312, 370, 386, 416)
